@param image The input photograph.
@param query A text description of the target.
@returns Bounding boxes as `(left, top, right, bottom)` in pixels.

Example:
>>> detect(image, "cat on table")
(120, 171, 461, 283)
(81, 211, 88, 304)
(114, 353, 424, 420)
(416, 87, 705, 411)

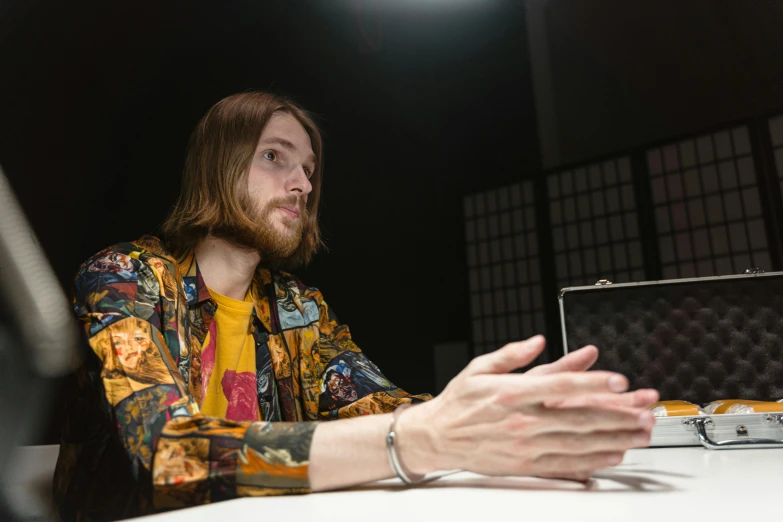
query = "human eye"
(262, 150, 278, 162)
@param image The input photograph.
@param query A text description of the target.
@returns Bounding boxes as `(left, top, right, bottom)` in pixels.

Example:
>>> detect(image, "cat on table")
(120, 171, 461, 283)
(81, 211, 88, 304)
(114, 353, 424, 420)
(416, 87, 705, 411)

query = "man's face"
(89, 252, 134, 273)
(242, 112, 315, 257)
(327, 372, 357, 401)
(327, 373, 342, 393)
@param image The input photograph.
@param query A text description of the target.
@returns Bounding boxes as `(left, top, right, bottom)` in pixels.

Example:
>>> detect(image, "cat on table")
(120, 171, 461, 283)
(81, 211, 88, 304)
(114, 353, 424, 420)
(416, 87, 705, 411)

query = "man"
(53, 92, 658, 521)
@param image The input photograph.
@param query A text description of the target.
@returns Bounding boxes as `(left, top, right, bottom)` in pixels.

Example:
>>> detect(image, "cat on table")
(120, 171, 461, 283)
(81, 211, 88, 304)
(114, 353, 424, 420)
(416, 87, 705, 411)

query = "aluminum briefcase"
(558, 271, 783, 448)
(650, 411, 783, 448)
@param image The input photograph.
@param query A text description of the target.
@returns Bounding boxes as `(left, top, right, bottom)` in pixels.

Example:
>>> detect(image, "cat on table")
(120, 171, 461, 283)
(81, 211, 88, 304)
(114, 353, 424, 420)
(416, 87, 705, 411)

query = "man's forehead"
(258, 114, 315, 156)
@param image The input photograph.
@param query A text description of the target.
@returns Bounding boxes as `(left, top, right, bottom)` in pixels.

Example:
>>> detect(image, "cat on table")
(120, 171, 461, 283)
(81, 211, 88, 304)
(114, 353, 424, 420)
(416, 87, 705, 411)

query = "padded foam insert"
(561, 275, 783, 403)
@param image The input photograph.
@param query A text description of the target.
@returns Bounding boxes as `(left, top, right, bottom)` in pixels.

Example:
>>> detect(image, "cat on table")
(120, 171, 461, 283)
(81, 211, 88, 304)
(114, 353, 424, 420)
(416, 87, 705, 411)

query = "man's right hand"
(395, 335, 658, 480)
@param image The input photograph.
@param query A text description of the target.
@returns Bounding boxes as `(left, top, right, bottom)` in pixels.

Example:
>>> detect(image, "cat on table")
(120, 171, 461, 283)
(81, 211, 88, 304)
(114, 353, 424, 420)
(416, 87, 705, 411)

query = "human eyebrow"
(259, 137, 296, 151)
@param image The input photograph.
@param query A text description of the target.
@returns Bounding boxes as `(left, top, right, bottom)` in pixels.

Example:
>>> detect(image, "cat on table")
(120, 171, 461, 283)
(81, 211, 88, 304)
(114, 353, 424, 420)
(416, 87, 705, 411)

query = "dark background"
(541, 0, 783, 167)
(0, 0, 537, 418)
(3, 1, 783, 443)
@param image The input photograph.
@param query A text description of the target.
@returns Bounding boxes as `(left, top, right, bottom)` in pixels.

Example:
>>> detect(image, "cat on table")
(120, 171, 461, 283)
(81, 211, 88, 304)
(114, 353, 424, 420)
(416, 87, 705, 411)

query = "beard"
(212, 194, 307, 264)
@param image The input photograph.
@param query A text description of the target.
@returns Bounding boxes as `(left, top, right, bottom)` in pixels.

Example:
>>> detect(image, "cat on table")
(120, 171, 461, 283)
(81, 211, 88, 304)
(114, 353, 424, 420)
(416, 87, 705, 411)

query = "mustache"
(268, 196, 306, 215)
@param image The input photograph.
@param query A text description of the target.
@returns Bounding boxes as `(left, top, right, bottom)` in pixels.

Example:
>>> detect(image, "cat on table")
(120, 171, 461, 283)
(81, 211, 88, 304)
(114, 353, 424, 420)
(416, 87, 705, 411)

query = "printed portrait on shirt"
(94, 317, 176, 406)
(275, 278, 319, 330)
(318, 351, 396, 412)
(135, 263, 161, 313)
(153, 437, 209, 486)
(144, 256, 179, 301)
(324, 368, 358, 405)
(87, 251, 136, 276)
(236, 422, 311, 490)
(335, 388, 411, 418)
(75, 252, 146, 334)
(114, 384, 183, 468)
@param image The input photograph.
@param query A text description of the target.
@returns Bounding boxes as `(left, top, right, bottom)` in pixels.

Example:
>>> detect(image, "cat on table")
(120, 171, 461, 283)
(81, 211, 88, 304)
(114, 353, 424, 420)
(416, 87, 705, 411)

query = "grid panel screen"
(464, 181, 544, 357)
(770, 115, 783, 207)
(647, 126, 770, 278)
(548, 157, 645, 290)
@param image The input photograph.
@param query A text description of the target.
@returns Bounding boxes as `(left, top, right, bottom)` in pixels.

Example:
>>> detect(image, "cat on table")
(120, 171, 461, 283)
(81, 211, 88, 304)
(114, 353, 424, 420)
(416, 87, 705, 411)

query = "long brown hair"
(160, 91, 324, 269)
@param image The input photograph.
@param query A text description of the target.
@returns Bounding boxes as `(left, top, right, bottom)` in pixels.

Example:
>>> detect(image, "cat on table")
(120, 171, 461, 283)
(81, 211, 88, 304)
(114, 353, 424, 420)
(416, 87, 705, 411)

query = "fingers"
(623, 389, 660, 407)
(525, 345, 599, 376)
(531, 451, 625, 475)
(524, 430, 648, 480)
(492, 370, 630, 405)
(545, 388, 660, 410)
(469, 404, 653, 441)
(537, 429, 652, 454)
(464, 335, 546, 376)
(532, 405, 655, 435)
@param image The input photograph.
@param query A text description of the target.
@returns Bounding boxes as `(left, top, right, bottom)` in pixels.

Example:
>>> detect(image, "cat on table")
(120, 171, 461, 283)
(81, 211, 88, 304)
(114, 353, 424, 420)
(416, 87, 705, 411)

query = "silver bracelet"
(385, 403, 427, 485)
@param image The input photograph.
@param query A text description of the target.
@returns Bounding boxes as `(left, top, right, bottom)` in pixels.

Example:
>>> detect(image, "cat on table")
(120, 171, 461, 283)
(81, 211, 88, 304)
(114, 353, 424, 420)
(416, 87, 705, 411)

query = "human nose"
(288, 165, 313, 197)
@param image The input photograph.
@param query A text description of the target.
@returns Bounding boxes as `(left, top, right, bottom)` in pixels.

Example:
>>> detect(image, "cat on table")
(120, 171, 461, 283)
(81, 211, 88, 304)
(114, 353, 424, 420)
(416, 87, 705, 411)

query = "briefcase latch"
(743, 268, 765, 274)
(594, 279, 613, 286)
(684, 416, 783, 450)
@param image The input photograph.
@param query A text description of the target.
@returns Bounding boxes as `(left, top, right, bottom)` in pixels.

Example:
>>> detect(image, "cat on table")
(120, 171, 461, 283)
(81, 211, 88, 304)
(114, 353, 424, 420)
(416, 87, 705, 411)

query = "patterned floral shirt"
(53, 235, 431, 521)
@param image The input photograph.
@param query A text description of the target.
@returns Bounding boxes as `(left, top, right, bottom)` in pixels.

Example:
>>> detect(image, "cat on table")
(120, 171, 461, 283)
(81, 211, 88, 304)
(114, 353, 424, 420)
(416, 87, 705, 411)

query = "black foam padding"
(562, 275, 783, 404)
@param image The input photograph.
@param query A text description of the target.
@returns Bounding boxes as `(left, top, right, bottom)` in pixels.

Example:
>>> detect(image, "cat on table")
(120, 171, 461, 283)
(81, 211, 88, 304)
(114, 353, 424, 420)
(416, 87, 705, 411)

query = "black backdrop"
(0, 0, 539, 439)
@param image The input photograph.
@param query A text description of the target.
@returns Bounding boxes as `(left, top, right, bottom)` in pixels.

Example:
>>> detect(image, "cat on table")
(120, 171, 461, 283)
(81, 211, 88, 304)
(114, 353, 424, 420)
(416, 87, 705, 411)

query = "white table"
(136, 447, 783, 522)
(8, 446, 783, 521)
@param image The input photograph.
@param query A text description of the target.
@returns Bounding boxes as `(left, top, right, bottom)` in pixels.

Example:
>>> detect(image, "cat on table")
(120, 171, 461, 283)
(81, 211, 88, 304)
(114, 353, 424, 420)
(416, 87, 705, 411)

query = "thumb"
(464, 335, 546, 376)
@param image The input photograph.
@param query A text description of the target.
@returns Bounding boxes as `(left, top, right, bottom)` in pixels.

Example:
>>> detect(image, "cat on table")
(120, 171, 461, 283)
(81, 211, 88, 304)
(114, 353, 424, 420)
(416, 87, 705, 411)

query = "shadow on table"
(354, 466, 693, 494)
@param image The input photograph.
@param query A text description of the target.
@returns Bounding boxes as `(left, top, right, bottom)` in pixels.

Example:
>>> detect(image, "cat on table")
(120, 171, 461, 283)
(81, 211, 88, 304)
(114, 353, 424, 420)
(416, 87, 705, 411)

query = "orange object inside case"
(704, 400, 783, 415)
(649, 400, 703, 417)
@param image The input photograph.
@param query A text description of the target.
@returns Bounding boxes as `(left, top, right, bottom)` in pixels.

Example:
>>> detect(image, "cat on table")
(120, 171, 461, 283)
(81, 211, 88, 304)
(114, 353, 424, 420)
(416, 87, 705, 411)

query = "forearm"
(308, 413, 395, 491)
(308, 406, 436, 491)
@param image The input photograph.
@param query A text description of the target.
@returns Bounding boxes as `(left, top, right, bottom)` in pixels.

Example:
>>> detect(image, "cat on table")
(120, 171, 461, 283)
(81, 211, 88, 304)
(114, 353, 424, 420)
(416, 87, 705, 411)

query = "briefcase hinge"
(594, 279, 613, 286)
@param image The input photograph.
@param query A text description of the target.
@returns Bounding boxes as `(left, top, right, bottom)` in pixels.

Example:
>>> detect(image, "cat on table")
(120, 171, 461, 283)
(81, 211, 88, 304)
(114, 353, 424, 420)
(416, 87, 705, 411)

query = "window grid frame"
(549, 156, 645, 289)
(463, 116, 783, 363)
(464, 181, 545, 356)
(647, 125, 770, 278)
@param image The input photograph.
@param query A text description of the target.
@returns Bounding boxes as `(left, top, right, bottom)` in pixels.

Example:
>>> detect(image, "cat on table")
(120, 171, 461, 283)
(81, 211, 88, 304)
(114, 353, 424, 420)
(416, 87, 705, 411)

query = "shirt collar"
(178, 248, 274, 332)
(177, 250, 213, 306)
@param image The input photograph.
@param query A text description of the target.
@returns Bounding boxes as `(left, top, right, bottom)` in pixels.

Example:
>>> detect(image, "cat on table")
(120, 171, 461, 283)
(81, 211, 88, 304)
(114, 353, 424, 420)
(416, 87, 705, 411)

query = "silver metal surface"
(559, 270, 782, 297)
(558, 291, 568, 357)
(686, 416, 783, 450)
(558, 269, 783, 355)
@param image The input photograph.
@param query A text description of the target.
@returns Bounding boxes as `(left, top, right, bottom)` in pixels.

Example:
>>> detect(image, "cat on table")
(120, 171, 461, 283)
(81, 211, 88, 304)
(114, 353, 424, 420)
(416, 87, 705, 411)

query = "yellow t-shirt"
(201, 286, 261, 421)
